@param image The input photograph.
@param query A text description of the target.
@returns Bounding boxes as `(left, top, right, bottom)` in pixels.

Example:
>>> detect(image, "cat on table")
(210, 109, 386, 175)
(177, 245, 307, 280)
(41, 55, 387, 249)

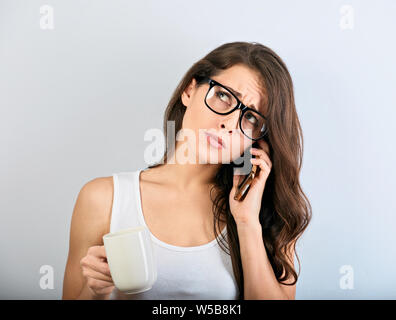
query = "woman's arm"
(62, 177, 114, 300)
(237, 221, 297, 300)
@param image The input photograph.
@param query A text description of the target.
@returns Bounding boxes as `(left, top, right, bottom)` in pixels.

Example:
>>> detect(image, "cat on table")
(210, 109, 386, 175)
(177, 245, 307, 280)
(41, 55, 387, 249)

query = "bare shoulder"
(62, 176, 114, 299)
(80, 176, 114, 200)
(78, 176, 114, 235)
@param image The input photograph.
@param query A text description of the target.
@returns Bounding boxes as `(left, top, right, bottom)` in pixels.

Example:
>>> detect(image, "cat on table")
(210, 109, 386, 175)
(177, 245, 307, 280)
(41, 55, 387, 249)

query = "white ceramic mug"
(103, 226, 157, 294)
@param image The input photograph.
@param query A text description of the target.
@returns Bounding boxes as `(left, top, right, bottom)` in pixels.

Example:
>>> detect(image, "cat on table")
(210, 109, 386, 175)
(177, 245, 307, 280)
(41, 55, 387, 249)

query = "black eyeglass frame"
(200, 77, 268, 141)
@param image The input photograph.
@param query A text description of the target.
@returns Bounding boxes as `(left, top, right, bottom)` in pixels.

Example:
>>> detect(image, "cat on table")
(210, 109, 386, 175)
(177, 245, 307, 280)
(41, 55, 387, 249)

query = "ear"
(181, 78, 197, 108)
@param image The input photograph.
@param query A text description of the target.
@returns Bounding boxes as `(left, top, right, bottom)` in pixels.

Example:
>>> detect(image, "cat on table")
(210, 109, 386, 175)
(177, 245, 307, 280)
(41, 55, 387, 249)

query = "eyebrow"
(223, 84, 260, 112)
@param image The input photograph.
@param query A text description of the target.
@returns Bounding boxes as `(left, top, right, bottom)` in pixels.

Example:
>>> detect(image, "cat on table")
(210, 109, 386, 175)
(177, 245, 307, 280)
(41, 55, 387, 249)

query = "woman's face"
(180, 64, 267, 165)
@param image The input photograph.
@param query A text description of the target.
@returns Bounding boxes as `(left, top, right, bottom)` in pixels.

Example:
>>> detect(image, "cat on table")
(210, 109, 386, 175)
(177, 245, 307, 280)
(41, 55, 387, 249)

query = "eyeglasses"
(200, 77, 268, 141)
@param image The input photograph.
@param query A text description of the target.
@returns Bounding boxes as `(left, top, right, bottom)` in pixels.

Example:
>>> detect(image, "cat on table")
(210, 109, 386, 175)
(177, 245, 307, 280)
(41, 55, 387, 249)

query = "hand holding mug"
(80, 245, 115, 298)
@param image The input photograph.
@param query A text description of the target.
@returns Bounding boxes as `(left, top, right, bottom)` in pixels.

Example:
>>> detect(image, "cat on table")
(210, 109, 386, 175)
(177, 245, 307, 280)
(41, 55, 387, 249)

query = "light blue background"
(1, 0, 395, 299)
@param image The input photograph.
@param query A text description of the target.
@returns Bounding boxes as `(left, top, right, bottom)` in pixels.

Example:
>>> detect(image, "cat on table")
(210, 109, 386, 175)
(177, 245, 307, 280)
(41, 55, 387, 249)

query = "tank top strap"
(109, 170, 143, 233)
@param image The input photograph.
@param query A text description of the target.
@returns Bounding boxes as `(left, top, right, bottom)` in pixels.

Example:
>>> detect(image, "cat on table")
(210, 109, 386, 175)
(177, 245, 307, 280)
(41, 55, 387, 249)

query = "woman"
(62, 41, 312, 300)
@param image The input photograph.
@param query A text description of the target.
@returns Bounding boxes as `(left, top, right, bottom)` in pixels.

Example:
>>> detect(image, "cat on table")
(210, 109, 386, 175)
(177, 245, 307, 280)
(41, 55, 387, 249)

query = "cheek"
(183, 103, 219, 131)
(227, 135, 252, 160)
(240, 137, 253, 155)
(181, 104, 220, 150)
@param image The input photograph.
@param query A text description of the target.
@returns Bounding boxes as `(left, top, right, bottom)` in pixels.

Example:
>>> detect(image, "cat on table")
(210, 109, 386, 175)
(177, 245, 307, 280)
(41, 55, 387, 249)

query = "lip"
(205, 131, 225, 149)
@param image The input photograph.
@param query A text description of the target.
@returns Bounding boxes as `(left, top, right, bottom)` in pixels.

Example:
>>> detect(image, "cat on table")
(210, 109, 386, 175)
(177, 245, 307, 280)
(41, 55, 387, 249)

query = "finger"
(94, 285, 116, 296)
(95, 285, 116, 296)
(82, 255, 112, 277)
(88, 245, 107, 259)
(250, 158, 271, 177)
(87, 278, 115, 291)
(250, 147, 268, 157)
(83, 268, 113, 283)
(250, 148, 272, 169)
(250, 147, 270, 161)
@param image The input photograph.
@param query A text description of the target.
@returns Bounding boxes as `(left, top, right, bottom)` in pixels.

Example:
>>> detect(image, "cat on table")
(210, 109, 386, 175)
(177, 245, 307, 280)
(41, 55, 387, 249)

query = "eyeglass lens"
(206, 84, 266, 140)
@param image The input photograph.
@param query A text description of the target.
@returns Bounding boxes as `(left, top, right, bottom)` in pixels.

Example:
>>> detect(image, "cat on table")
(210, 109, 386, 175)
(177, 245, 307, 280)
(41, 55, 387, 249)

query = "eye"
(244, 111, 258, 125)
(216, 90, 232, 104)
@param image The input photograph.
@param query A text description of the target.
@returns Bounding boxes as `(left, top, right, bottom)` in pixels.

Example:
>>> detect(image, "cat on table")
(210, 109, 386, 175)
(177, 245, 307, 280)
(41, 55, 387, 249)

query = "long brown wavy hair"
(146, 41, 312, 300)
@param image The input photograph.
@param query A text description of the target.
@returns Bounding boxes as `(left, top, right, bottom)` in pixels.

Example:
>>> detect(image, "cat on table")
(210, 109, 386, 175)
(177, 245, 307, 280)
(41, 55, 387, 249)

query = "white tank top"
(108, 168, 239, 300)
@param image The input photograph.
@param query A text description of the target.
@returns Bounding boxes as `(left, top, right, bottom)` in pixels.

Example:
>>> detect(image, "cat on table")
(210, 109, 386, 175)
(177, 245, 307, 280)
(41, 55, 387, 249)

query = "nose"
(219, 110, 241, 134)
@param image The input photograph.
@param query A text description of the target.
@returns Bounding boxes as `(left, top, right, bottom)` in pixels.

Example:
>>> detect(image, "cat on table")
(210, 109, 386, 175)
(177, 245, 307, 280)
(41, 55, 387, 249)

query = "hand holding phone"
(233, 135, 270, 201)
(233, 157, 261, 201)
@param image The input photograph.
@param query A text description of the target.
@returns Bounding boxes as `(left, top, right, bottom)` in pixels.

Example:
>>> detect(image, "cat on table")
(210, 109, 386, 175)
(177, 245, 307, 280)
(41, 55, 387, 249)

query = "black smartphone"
(233, 141, 261, 201)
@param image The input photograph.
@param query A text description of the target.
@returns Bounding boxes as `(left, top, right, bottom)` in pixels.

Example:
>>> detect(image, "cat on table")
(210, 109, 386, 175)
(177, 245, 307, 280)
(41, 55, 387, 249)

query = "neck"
(156, 144, 222, 191)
